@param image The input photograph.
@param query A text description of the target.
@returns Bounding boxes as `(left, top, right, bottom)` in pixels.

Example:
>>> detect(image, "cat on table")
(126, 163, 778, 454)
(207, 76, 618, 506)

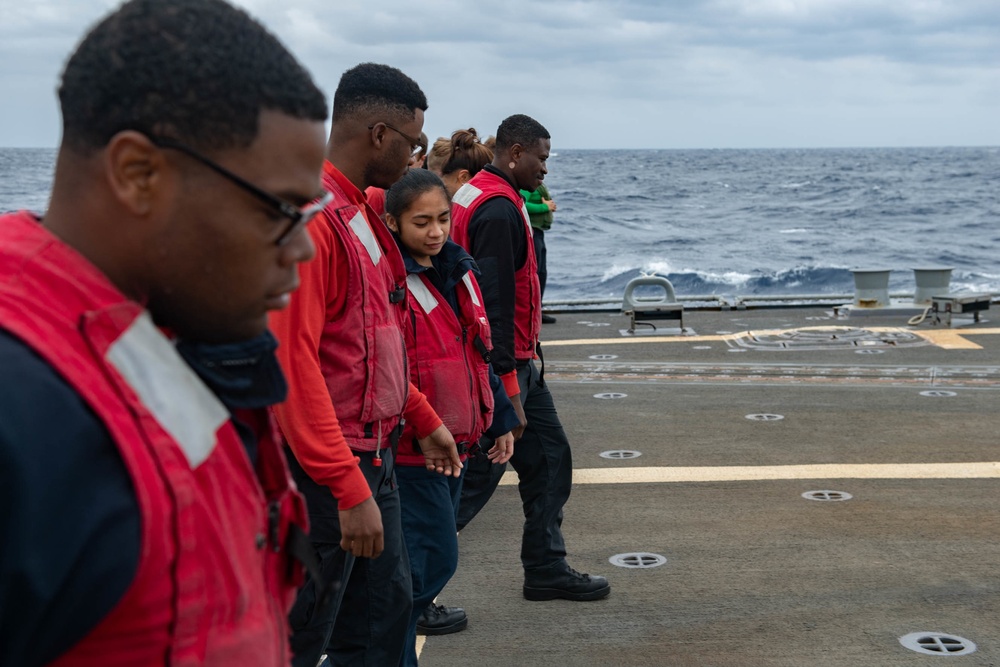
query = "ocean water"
(3, 146, 999, 302)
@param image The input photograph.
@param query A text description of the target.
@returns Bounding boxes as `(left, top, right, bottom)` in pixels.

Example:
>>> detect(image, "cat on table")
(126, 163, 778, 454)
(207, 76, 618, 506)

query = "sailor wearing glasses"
(269, 63, 462, 667)
(0, 1, 328, 664)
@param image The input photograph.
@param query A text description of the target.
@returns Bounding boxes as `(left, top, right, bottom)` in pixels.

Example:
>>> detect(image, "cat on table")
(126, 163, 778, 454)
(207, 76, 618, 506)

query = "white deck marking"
(498, 461, 1000, 485)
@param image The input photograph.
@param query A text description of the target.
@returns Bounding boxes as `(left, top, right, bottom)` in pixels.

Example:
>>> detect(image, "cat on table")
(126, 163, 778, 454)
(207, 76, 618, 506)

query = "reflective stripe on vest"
(348, 210, 382, 266)
(451, 183, 482, 208)
(107, 311, 229, 468)
(406, 273, 439, 313)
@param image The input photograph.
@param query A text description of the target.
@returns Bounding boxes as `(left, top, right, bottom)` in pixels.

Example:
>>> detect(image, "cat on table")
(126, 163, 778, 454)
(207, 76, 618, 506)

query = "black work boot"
(415, 603, 468, 635)
(523, 563, 611, 601)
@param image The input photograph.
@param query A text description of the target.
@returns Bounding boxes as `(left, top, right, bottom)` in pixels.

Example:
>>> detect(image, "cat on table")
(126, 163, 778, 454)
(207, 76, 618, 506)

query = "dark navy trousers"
(457, 358, 571, 570)
(289, 448, 411, 667)
(396, 464, 465, 667)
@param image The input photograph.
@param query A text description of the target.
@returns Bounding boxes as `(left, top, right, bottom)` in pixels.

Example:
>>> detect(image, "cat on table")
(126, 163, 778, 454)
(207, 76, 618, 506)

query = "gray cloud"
(0, 0, 996, 148)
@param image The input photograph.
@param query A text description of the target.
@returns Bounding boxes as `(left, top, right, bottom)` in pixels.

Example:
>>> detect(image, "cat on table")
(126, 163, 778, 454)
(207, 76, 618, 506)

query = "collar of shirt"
(323, 160, 368, 210)
(483, 164, 523, 198)
(322, 160, 387, 235)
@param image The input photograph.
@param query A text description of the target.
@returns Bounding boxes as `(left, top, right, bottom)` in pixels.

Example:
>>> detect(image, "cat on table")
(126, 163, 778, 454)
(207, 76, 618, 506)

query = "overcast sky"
(1, 0, 998, 149)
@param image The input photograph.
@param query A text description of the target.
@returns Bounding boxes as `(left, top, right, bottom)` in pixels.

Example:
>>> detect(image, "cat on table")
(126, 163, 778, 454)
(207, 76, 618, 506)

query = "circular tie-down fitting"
(899, 632, 977, 656)
(920, 390, 957, 398)
(594, 392, 628, 400)
(730, 326, 929, 351)
(589, 354, 619, 361)
(600, 450, 642, 460)
(746, 413, 784, 421)
(609, 552, 668, 569)
(802, 490, 853, 502)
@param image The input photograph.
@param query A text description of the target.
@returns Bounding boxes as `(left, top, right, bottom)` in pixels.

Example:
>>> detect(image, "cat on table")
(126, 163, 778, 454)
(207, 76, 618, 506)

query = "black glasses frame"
(368, 123, 426, 156)
(150, 135, 332, 246)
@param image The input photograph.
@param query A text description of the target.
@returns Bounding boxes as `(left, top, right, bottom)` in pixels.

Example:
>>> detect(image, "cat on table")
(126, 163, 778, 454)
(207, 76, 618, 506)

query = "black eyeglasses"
(150, 136, 332, 246)
(369, 123, 426, 156)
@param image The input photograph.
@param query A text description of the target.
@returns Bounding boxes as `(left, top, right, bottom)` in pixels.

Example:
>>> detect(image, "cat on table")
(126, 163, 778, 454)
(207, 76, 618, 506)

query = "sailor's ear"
(384, 213, 399, 233)
(457, 169, 472, 185)
(103, 131, 167, 216)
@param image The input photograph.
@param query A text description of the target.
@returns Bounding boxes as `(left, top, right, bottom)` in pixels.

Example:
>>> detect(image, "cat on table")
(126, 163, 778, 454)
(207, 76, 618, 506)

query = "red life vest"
(450, 170, 541, 360)
(0, 212, 306, 667)
(318, 168, 410, 450)
(397, 269, 494, 465)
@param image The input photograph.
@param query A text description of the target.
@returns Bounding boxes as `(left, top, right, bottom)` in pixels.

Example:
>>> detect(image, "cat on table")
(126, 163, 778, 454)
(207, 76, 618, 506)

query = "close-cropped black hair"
(58, 0, 328, 153)
(495, 114, 550, 151)
(332, 62, 428, 124)
(385, 168, 450, 220)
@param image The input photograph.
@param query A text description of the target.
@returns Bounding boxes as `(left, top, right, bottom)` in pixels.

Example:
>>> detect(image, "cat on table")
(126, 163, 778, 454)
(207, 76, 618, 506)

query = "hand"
(488, 432, 515, 464)
(544, 199, 557, 212)
(338, 496, 383, 558)
(418, 424, 463, 477)
(510, 393, 527, 441)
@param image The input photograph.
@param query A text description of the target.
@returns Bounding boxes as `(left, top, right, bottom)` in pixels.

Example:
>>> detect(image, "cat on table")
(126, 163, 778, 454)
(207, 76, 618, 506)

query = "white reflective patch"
(461, 272, 480, 307)
(106, 312, 229, 469)
(452, 183, 482, 208)
(348, 211, 381, 266)
(406, 274, 438, 313)
(520, 204, 532, 227)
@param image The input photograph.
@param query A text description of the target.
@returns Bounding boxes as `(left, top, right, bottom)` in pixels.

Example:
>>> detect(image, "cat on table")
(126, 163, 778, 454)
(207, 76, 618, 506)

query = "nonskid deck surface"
(418, 307, 1000, 666)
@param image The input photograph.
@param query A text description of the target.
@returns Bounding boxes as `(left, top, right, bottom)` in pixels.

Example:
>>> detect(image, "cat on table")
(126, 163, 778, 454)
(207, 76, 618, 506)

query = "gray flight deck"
(417, 305, 1000, 667)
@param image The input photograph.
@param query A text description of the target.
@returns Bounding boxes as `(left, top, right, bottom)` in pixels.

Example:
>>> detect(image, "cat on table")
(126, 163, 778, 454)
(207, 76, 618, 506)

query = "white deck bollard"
(912, 267, 953, 304)
(851, 269, 891, 308)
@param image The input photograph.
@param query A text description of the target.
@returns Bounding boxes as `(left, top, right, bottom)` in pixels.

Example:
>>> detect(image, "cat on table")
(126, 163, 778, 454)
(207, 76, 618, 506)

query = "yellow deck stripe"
(498, 462, 1000, 485)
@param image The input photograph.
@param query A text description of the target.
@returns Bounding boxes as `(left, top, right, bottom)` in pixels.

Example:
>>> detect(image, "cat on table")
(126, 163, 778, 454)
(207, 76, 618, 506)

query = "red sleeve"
(402, 382, 443, 438)
(364, 187, 386, 219)
(269, 217, 372, 510)
(500, 370, 521, 398)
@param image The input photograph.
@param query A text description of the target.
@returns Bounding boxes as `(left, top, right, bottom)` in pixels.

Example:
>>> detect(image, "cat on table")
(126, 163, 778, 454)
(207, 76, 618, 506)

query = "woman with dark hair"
(385, 168, 518, 666)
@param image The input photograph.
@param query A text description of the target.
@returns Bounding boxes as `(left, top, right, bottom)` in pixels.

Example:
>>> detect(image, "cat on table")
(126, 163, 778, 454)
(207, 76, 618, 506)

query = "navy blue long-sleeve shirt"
(0, 330, 140, 666)
(0, 328, 286, 666)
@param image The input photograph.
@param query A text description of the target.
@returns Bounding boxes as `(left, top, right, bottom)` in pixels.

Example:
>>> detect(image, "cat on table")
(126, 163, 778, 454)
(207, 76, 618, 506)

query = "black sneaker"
(541, 313, 557, 324)
(415, 603, 468, 635)
(523, 563, 611, 601)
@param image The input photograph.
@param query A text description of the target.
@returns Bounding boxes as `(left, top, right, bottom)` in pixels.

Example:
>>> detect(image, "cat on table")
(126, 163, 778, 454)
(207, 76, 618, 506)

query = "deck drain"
(899, 632, 976, 656)
(589, 354, 619, 360)
(600, 450, 642, 460)
(920, 390, 957, 397)
(594, 392, 628, 400)
(745, 413, 784, 421)
(802, 490, 853, 502)
(609, 552, 667, 569)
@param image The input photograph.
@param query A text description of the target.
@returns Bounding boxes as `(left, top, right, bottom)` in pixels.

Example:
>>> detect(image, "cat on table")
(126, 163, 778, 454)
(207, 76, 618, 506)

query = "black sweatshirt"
(464, 165, 530, 377)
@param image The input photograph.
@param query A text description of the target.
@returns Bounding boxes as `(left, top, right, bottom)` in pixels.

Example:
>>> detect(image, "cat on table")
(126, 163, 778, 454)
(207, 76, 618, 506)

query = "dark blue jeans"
(457, 359, 571, 570)
(288, 448, 412, 667)
(396, 464, 466, 667)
